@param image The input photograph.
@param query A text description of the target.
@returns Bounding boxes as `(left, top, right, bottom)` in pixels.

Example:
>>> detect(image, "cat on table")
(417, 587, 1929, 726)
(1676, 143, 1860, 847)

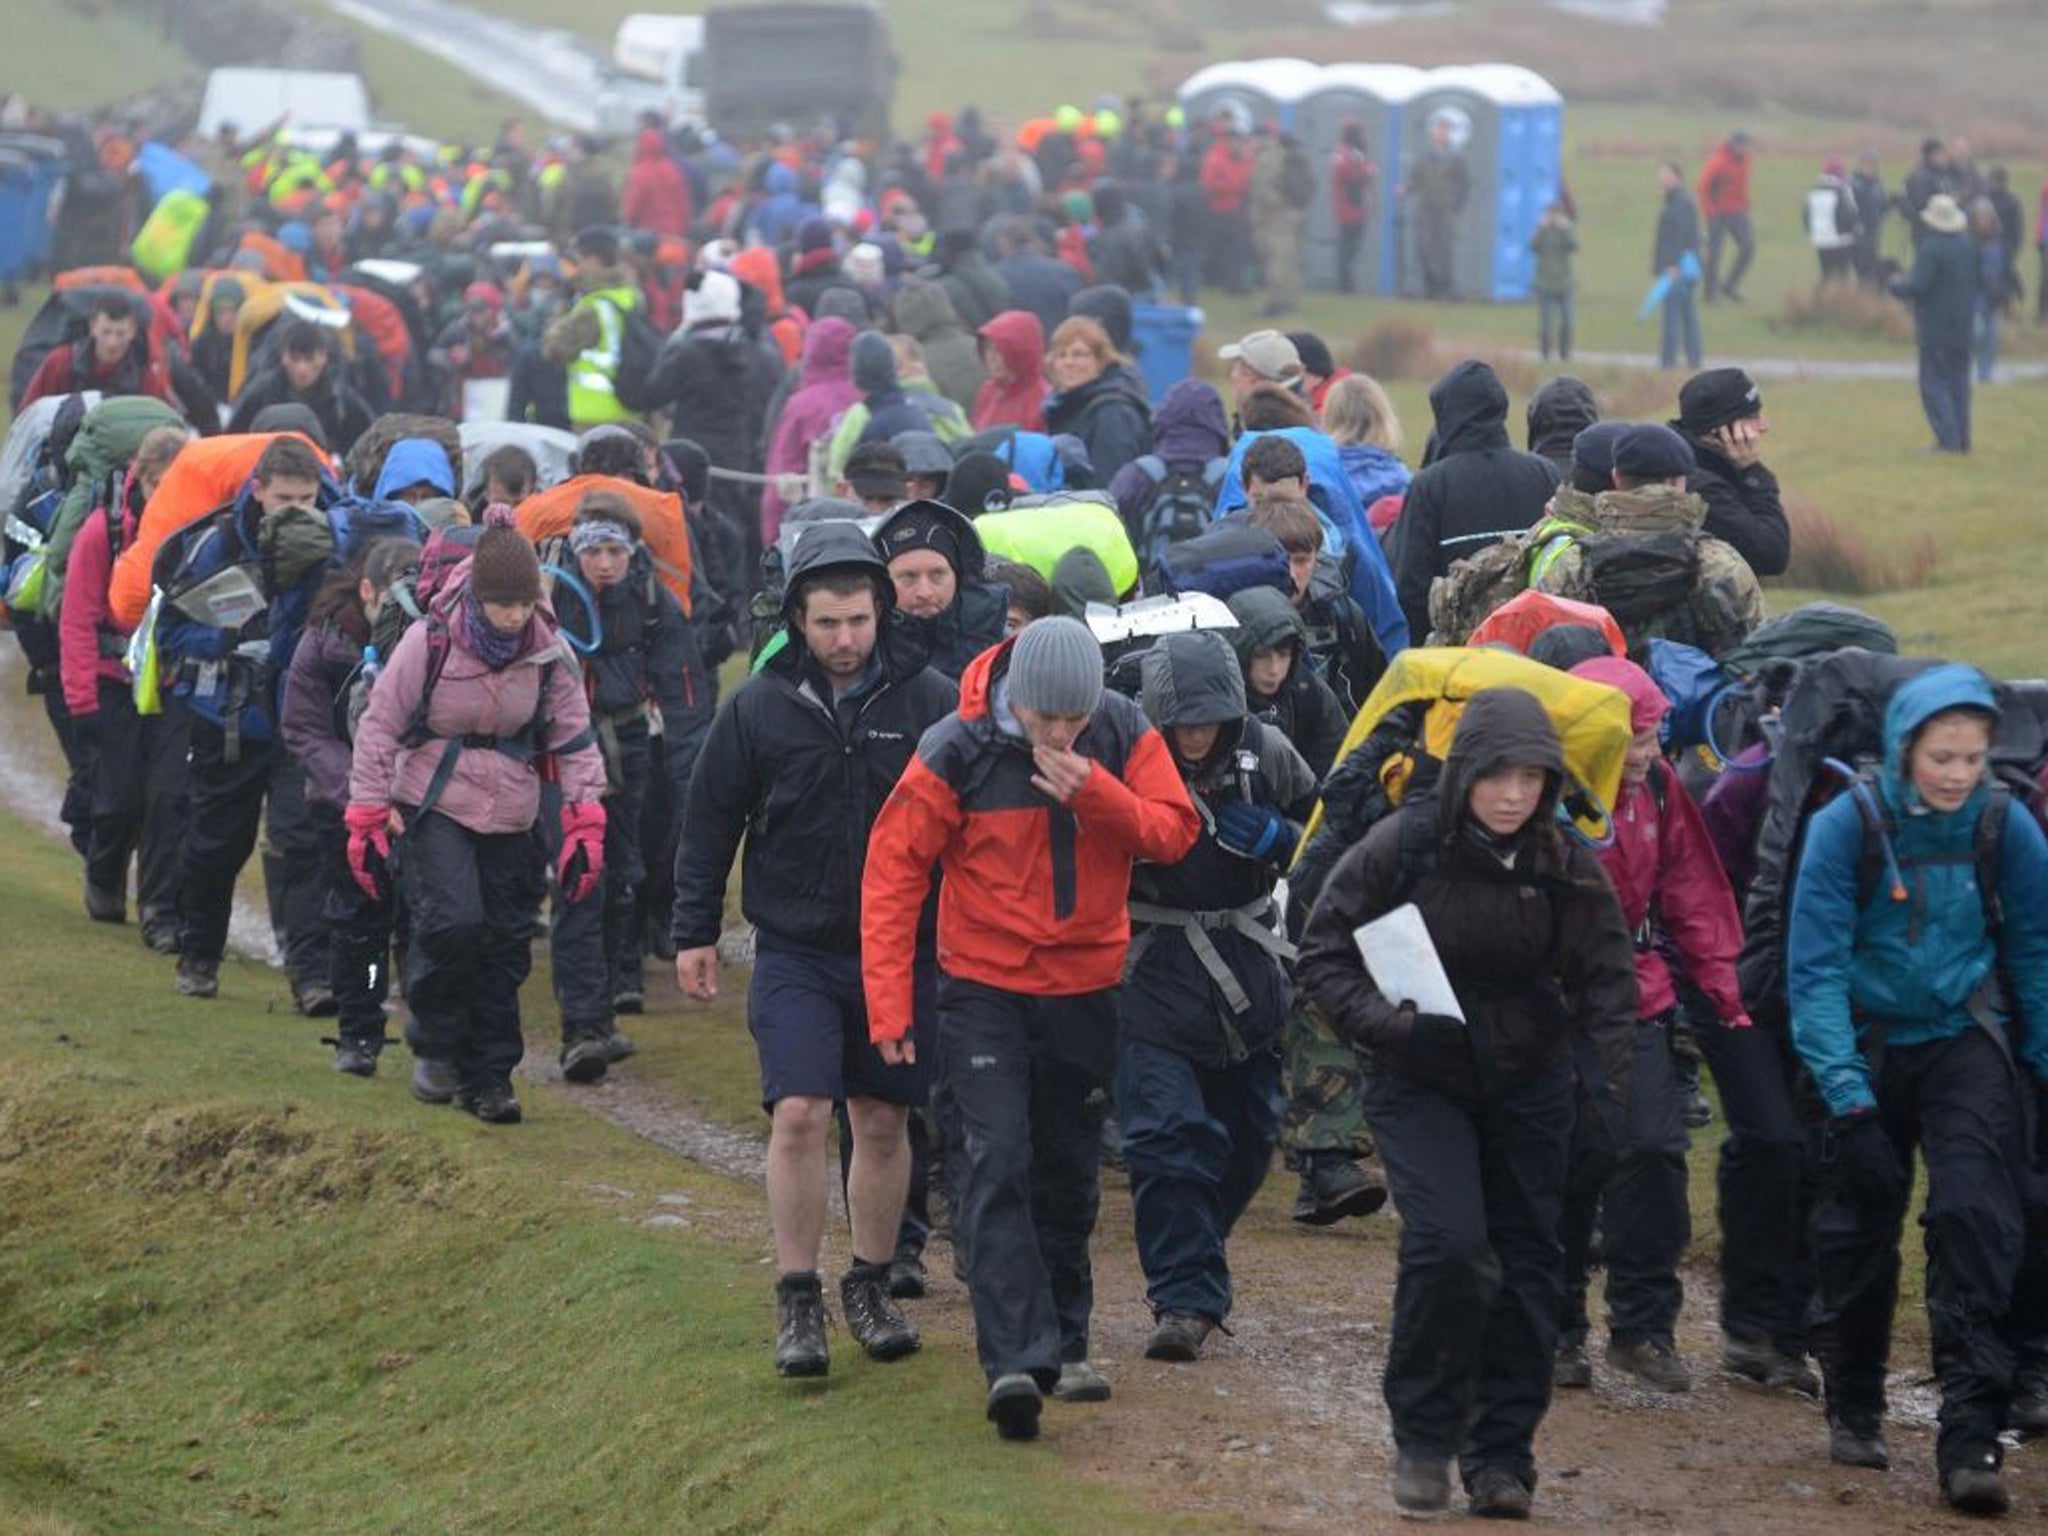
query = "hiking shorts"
(748, 939, 927, 1111)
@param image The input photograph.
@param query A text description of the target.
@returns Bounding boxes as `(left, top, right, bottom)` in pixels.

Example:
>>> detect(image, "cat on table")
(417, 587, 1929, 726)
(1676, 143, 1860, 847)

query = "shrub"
(1780, 493, 1940, 595)
(1348, 317, 1439, 381)
(1770, 282, 1916, 344)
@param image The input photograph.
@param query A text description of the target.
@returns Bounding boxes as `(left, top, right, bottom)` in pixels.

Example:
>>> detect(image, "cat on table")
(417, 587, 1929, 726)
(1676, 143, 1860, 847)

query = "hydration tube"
(542, 562, 603, 655)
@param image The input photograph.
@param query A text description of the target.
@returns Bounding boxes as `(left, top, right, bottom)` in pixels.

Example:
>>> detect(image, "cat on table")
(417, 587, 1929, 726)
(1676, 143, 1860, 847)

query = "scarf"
(462, 589, 527, 671)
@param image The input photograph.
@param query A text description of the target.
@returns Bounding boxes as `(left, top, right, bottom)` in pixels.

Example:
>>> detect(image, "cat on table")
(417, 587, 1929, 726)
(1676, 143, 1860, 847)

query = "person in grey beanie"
(861, 615, 1202, 1440)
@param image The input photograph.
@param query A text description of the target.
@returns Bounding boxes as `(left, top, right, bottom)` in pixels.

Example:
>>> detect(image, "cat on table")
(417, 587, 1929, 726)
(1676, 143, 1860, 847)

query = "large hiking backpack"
(1736, 651, 2048, 1033)
(975, 490, 1139, 595)
(1086, 590, 1240, 702)
(2, 394, 93, 633)
(1124, 453, 1224, 570)
(1150, 520, 1293, 602)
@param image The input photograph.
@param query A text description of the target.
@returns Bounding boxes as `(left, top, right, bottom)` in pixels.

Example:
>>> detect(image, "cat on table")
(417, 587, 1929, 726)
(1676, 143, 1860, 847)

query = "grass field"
(0, 0, 189, 110)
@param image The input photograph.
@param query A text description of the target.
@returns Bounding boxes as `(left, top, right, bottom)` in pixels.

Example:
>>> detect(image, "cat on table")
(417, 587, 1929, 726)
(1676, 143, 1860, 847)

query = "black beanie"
(944, 451, 1014, 516)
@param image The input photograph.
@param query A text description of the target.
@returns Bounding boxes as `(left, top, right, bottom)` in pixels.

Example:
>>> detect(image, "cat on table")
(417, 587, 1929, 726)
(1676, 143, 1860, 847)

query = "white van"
(197, 68, 373, 139)
(594, 13, 706, 137)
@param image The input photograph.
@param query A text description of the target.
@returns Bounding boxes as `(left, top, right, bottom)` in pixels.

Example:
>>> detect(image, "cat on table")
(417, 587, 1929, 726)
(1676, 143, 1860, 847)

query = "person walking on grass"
(1891, 193, 1978, 454)
(860, 617, 1199, 1440)
(671, 520, 956, 1380)
(1654, 162, 1704, 371)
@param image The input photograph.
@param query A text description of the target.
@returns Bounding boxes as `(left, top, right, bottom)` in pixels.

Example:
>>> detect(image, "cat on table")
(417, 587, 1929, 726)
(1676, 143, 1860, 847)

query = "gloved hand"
(558, 801, 607, 904)
(1393, 1003, 1470, 1082)
(1214, 799, 1295, 864)
(1824, 1110, 1908, 1212)
(344, 803, 393, 902)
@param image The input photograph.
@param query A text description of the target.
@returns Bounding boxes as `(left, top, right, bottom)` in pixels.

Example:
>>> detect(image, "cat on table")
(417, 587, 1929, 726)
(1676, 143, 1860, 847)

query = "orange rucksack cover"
(1466, 589, 1627, 659)
(516, 475, 693, 614)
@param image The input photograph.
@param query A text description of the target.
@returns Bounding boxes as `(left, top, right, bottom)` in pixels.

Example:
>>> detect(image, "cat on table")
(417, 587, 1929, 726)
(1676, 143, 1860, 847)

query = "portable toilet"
(1294, 63, 1426, 295)
(1177, 57, 1325, 135)
(1394, 65, 1563, 303)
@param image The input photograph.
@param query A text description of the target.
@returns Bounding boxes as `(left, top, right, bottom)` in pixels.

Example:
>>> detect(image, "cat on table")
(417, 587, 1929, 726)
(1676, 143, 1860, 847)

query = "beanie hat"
(944, 450, 1015, 515)
(1612, 423, 1697, 482)
(470, 523, 543, 604)
(685, 270, 742, 328)
(1568, 420, 1628, 492)
(877, 499, 962, 574)
(1007, 616, 1103, 717)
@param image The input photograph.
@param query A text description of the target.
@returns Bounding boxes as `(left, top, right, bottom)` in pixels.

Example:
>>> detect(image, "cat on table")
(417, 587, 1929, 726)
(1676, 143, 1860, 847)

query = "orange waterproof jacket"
(860, 637, 1199, 1041)
(515, 474, 692, 613)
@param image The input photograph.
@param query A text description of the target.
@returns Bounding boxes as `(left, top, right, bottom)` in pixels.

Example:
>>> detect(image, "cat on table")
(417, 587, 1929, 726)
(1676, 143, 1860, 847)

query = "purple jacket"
(280, 618, 362, 809)
(349, 581, 606, 835)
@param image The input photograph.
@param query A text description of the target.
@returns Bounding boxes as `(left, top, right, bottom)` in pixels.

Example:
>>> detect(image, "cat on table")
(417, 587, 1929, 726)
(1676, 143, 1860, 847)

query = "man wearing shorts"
(673, 513, 957, 1377)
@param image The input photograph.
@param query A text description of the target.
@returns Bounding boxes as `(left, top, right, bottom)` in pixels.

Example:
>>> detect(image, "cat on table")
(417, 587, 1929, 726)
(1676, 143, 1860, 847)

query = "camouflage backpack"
(1424, 486, 1597, 645)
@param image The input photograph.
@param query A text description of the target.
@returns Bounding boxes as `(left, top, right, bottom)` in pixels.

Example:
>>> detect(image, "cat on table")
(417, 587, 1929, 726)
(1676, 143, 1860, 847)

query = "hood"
(1436, 686, 1566, 841)
(728, 245, 786, 314)
(872, 496, 988, 580)
(799, 315, 856, 382)
(634, 128, 667, 164)
(978, 309, 1044, 378)
(1152, 378, 1231, 461)
(956, 634, 1014, 725)
(894, 280, 963, 340)
(1570, 655, 1668, 734)
(1881, 663, 2000, 813)
(815, 286, 872, 325)
(373, 437, 456, 501)
(1069, 283, 1134, 352)
(1526, 375, 1598, 463)
(1050, 545, 1117, 617)
(851, 330, 900, 394)
(763, 162, 797, 196)
(1427, 360, 1511, 457)
(779, 518, 890, 623)
(1226, 585, 1307, 667)
(1140, 629, 1247, 730)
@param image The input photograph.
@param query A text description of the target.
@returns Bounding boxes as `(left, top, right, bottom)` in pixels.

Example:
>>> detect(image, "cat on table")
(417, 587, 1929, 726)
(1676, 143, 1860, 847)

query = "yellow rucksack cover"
(131, 189, 211, 283)
(1300, 645, 1634, 850)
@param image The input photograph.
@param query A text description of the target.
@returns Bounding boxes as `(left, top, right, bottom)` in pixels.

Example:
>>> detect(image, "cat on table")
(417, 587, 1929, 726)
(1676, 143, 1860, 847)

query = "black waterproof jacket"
(1675, 432, 1791, 578)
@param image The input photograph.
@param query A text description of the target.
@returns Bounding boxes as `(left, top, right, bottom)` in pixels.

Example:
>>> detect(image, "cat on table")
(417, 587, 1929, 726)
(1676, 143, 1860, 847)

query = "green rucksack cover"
(38, 395, 188, 620)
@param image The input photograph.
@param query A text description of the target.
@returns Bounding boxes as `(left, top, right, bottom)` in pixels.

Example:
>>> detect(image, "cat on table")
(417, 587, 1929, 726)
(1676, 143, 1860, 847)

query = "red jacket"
(1331, 145, 1376, 228)
(1200, 140, 1255, 217)
(1697, 141, 1751, 219)
(971, 310, 1046, 432)
(861, 639, 1200, 1041)
(620, 129, 693, 239)
(57, 478, 138, 717)
(19, 339, 175, 411)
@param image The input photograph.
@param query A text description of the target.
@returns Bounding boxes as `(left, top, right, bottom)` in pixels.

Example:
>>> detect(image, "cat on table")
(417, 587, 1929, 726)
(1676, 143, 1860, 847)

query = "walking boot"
(462, 1083, 523, 1124)
(292, 981, 338, 1018)
(1053, 1361, 1111, 1402)
(332, 1041, 379, 1078)
(1391, 1454, 1451, 1514)
(1290, 1152, 1388, 1226)
(2007, 1377, 2048, 1436)
(1941, 1454, 2009, 1517)
(839, 1262, 919, 1362)
(560, 1036, 610, 1084)
(84, 877, 126, 924)
(174, 957, 219, 999)
(1554, 1341, 1592, 1389)
(986, 1373, 1042, 1440)
(1468, 1466, 1533, 1520)
(602, 1030, 637, 1063)
(886, 1253, 928, 1300)
(1722, 1334, 1819, 1396)
(775, 1272, 829, 1378)
(410, 1056, 460, 1104)
(1143, 1312, 1215, 1363)
(1606, 1337, 1692, 1393)
(1827, 1416, 1890, 1470)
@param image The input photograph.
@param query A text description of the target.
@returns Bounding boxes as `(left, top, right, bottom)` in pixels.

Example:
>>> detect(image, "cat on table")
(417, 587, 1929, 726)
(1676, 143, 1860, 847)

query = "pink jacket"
(57, 491, 134, 717)
(348, 584, 605, 835)
(761, 317, 859, 540)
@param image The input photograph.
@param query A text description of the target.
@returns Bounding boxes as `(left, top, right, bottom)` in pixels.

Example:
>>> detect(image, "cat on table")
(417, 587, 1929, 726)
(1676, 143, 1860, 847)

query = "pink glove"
(558, 801, 607, 904)
(345, 803, 393, 901)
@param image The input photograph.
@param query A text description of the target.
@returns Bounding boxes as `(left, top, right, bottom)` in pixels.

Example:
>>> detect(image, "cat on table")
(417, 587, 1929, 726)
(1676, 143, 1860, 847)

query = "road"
(322, 0, 605, 133)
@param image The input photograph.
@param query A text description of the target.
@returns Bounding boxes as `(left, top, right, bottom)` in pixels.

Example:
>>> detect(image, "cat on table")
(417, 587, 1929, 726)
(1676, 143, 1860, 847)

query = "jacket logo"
(968, 1053, 1000, 1070)
(867, 730, 905, 742)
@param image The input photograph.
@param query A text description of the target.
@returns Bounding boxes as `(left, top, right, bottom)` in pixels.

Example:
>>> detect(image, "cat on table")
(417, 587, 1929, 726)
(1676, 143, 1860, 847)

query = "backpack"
(1, 394, 92, 629)
(1151, 520, 1293, 603)
(609, 300, 666, 415)
(1124, 454, 1224, 569)
(1532, 502, 1764, 661)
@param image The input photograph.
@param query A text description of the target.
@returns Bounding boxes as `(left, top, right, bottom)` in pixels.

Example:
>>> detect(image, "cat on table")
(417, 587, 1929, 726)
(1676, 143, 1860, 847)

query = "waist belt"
(1126, 896, 1298, 1018)
(413, 723, 598, 821)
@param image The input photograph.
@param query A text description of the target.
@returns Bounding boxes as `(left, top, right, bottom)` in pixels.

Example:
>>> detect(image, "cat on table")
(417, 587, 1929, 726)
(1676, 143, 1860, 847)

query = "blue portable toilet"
(1177, 58, 1325, 135)
(1129, 301, 1206, 403)
(0, 134, 69, 272)
(1395, 65, 1562, 303)
(1294, 63, 1426, 296)
(0, 151, 33, 285)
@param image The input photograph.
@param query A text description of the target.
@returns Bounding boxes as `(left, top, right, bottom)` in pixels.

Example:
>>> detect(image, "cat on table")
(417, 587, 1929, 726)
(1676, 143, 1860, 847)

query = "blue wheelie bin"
(1129, 301, 1207, 404)
(0, 150, 33, 288)
(0, 134, 69, 273)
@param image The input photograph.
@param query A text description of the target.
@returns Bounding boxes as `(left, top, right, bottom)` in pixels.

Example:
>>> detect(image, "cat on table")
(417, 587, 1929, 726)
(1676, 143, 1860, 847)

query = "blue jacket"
(370, 437, 455, 501)
(1213, 425, 1409, 660)
(1787, 665, 2048, 1115)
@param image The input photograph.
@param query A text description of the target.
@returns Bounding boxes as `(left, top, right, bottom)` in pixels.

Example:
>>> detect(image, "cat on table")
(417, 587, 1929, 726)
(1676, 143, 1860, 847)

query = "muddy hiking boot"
(839, 1262, 920, 1362)
(612, 979, 645, 1016)
(602, 1031, 636, 1063)
(2008, 1379, 2048, 1436)
(775, 1272, 829, 1378)
(174, 957, 219, 999)
(83, 877, 126, 924)
(985, 1373, 1042, 1440)
(1391, 1453, 1451, 1514)
(1722, 1335, 1820, 1396)
(560, 1036, 610, 1084)
(1553, 1341, 1593, 1390)
(461, 1084, 522, 1124)
(140, 919, 180, 955)
(1467, 1465, 1533, 1520)
(1827, 1415, 1890, 1470)
(1053, 1361, 1111, 1403)
(1605, 1338, 1692, 1394)
(330, 1040, 379, 1078)
(886, 1254, 927, 1300)
(1291, 1152, 1388, 1227)
(1941, 1452, 2008, 1517)
(410, 1056, 460, 1104)
(1143, 1312, 1215, 1363)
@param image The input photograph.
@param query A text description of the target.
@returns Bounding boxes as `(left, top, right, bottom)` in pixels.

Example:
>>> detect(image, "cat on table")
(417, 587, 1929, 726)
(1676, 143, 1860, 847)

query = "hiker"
(1102, 378, 1230, 567)
(860, 617, 1200, 1439)
(1699, 130, 1755, 305)
(279, 534, 421, 1077)
(671, 521, 956, 1379)
(1669, 368, 1791, 578)
(1529, 200, 1579, 360)
(347, 512, 608, 1124)
(1241, 494, 1388, 717)
(225, 320, 376, 456)
(1042, 315, 1152, 483)
(1890, 192, 1979, 454)
(972, 310, 1048, 433)
(1120, 630, 1317, 1361)
(1330, 120, 1378, 296)
(1298, 687, 1637, 1518)
(1389, 359, 1560, 645)
(1786, 665, 2048, 1514)
(18, 291, 177, 411)
(870, 497, 1009, 681)
(1554, 656, 1751, 1399)
(1321, 373, 1411, 513)
(548, 491, 711, 1083)
(1803, 157, 1861, 287)
(1653, 162, 1705, 371)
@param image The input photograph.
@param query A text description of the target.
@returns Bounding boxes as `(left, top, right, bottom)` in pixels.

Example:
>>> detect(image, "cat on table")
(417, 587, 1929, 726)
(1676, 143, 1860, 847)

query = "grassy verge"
(0, 807, 1207, 1536)
(4, 0, 190, 109)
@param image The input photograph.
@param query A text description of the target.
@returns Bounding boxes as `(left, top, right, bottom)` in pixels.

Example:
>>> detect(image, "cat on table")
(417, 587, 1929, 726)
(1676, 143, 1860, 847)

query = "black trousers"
(400, 809, 541, 1093)
(1364, 1060, 1574, 1488)
(1559, 1016, 1690, 1349)
(311, 803, 397, 1047)
(1705, 210, 1755, 298)
(1810, 1028, 2024, 1472)
(1335, 220, 1366, 293)
(177, 719, 324, 978)
(1693, 1011, 1816, 1355)
(550, 727, 647, 1041)
(938, 975, 1114, 1388)
(85, 680, 190, 929)
(1917, 337, 1973, 452)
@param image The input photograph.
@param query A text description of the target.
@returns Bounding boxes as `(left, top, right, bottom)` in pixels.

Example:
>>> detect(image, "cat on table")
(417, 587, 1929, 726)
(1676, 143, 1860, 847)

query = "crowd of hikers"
(5, 90, 2048, 1524)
